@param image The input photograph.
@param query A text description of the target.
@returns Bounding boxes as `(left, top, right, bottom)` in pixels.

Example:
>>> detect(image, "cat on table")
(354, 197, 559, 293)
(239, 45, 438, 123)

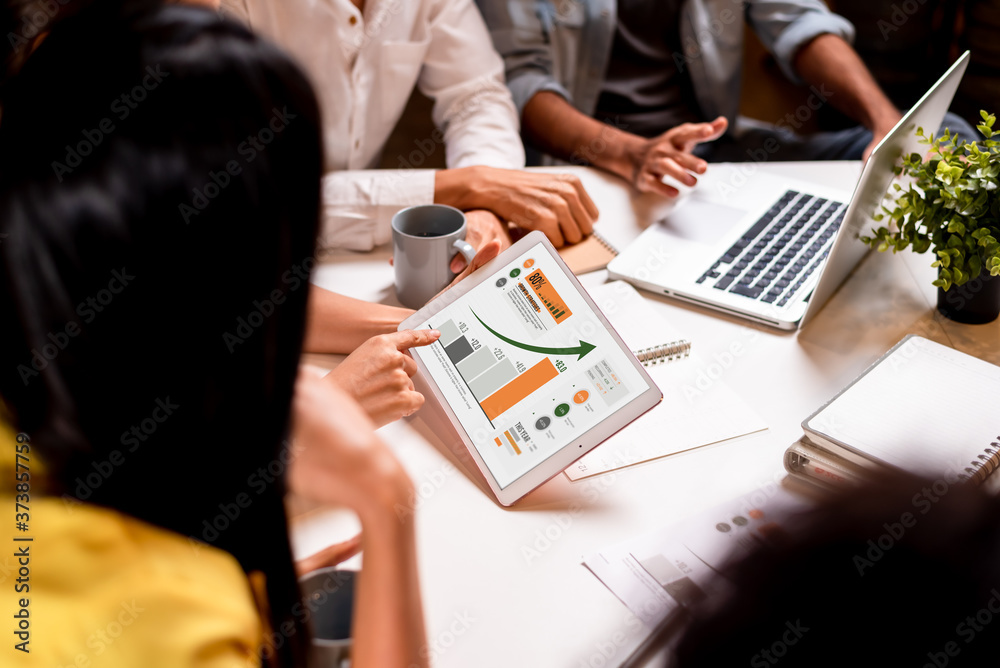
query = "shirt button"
(349, 15, 357, 25)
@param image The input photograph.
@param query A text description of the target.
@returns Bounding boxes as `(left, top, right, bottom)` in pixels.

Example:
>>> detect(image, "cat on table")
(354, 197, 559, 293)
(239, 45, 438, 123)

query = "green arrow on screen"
(471, 310, 596, 360)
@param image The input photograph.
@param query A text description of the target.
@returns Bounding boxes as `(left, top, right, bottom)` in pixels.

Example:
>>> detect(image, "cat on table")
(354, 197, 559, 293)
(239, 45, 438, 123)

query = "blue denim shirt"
(476, 0, 855, 128)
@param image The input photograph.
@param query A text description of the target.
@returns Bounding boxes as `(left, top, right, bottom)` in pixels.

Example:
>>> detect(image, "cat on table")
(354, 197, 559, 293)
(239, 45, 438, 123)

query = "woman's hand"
(326, 329, 440, 428)
(288, 369, 414, 516)
(294, 533, 363, 577)
(438, 238, 501, 298)
(331, 243, 498, 428)
(288, 370, 428, 668)
(453, 209, 510, 272)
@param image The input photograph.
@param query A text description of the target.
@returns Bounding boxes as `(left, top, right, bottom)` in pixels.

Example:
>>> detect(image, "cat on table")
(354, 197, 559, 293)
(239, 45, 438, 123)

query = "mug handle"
(452, 238, 477, 270)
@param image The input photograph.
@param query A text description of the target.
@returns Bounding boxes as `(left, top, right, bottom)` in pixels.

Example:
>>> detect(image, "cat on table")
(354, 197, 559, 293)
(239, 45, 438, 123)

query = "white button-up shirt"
(221, 0, 525, 250)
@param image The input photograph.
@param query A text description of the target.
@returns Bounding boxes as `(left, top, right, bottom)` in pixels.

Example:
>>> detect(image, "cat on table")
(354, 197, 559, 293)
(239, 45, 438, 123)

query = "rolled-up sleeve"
(319, 170, 436, 251)
(419, 0, 525, 170)
(475, 0, 571, 116)
(746, 0, 856, 84)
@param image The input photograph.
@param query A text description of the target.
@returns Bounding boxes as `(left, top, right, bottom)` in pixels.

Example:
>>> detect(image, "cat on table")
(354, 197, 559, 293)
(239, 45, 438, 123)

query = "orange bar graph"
(480, 358, 559, 420)
(504, 430, 521, 455)
(526, 269, 572, 322)
(494, 437, 503, 448)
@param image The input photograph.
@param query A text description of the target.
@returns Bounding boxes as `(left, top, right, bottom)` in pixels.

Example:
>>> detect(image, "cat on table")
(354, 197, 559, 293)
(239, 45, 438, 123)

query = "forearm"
(522, 91, 642, 182)
(434, 166, 481, 211)
(303, 286, 413, 354)
(438, 88, 525, 170)
(433, 93, 643, 208)
(435, 166, 520, 212)
(352, 510, 427, 668)
(288, 376, 427, 666)
(793, 34, 900, 132)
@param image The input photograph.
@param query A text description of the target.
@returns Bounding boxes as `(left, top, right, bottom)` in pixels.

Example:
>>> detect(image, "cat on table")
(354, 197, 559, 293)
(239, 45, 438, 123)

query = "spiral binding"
(958, 438, 1000, 484)
(634, 339, 691, 366)
(591, 231, 618, 255)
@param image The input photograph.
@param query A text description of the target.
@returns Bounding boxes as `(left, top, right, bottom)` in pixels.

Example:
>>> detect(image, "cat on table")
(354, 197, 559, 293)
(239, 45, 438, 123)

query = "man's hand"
(436, 240, 501, 301)
(436, 166, 599, 247)
(452, 209, 510, 273)
(862, 115, 903, 162)
(628, 117, 728, 197)
(325, 329, 440, 428)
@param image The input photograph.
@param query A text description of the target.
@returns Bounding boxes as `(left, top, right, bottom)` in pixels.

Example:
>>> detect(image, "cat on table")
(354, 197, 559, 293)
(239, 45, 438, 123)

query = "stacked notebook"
(785, 335, 1000, 489)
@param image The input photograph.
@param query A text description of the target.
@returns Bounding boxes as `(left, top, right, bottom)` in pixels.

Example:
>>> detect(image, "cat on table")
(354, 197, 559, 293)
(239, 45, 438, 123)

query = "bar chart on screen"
(416, 245, 651, 487)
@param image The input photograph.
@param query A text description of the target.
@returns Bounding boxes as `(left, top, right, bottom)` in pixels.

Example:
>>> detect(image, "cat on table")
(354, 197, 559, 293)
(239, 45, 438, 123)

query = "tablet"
(400, 231, 662, 506)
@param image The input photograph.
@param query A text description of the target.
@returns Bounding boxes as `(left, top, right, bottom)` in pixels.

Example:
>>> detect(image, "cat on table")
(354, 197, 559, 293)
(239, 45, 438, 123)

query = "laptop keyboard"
(696, 191, 846, 307)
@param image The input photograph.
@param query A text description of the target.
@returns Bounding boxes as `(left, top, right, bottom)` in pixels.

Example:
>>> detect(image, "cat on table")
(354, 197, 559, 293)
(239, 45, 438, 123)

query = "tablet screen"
(412, 241, 654, 489)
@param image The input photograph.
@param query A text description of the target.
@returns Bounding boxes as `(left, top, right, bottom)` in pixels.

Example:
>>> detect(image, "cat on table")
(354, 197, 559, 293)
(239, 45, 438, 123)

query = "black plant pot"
(936, 272, 1000, 324)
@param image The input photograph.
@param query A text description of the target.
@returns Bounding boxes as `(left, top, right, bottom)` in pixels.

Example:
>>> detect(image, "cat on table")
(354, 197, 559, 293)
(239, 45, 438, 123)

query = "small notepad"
(802, 335, 1000, 483)
(558, 231, 618, 275)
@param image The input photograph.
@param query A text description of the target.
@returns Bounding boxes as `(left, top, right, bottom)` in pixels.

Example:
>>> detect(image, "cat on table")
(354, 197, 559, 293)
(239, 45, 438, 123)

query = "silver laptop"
(608, 52, 970, 330)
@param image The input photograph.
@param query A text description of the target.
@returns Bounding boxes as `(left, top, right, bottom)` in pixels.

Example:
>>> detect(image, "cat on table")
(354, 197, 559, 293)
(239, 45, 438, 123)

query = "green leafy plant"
(861, 110, 1000, 291)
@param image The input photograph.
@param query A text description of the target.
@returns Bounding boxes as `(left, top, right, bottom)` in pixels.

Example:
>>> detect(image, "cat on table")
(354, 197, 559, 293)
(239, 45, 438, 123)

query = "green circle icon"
(554, 403, 570, 417)
(510, 268, 521, 278)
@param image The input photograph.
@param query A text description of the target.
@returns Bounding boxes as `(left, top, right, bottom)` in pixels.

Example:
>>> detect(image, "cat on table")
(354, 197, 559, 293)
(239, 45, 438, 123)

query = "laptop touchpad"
(657, 198, 749, 247)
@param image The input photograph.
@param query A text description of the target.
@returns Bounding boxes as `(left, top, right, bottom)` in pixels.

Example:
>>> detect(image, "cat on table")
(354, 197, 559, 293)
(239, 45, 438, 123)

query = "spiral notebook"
(787, 335, 1000, 486)
(566, 282, 767, 481)
(632, 339, 691, 366)
(558, 231, 619, 275)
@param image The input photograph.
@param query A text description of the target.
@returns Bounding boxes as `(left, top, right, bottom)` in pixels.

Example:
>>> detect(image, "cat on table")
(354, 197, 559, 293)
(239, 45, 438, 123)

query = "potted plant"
(861, 111, 1000, 324)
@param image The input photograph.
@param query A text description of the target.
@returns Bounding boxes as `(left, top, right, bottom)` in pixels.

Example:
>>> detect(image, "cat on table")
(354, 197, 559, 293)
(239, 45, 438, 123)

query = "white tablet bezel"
(399, 231, 663, 506)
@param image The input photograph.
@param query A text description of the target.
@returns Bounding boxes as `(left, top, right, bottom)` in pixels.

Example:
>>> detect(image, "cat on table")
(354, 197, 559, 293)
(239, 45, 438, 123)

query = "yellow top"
(0, 418, 262, 668)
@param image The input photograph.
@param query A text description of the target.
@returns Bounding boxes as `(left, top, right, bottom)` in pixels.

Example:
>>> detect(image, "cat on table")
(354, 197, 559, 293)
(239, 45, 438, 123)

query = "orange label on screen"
(480, 358, 559, 421)
(525, 269, 572, 323)
(504, 430, 522, 455)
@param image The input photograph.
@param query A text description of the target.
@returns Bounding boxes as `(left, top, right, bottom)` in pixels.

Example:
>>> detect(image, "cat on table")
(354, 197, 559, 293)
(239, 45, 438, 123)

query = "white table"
(294, 164, 1000, 668)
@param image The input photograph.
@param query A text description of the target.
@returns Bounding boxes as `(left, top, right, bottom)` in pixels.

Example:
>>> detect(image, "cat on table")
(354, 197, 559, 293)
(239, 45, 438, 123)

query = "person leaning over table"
(475, 0, 979, 199)
(0, 2, 430, 666)
(218, 0, 601, 255)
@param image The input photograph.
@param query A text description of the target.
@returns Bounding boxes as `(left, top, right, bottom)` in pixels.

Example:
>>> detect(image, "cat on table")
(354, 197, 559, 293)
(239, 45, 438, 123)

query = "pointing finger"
(391, 328, 441, 351)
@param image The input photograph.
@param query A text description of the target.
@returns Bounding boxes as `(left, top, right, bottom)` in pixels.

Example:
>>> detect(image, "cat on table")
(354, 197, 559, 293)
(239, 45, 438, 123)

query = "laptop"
(607, 51, 971, 330)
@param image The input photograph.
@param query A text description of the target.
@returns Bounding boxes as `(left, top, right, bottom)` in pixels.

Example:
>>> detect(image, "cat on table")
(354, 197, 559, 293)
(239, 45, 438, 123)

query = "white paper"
(566, 282, 768, 480)
(583, 487, 808, 628)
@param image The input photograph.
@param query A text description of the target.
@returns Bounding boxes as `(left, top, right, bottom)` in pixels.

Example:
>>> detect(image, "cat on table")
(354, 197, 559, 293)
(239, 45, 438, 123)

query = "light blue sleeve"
(475, 0, 573, 114)
(745, 0, 856, 84)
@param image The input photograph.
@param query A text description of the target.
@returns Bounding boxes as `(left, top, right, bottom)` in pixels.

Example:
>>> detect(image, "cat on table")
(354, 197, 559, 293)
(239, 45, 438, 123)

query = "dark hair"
(0, 2, 323, 665)
(673, 475, 1000, 667)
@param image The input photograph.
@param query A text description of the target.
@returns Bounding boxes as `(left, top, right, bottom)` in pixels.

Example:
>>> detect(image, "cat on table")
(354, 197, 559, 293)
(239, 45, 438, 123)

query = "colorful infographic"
(415, 242, 652, 488)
